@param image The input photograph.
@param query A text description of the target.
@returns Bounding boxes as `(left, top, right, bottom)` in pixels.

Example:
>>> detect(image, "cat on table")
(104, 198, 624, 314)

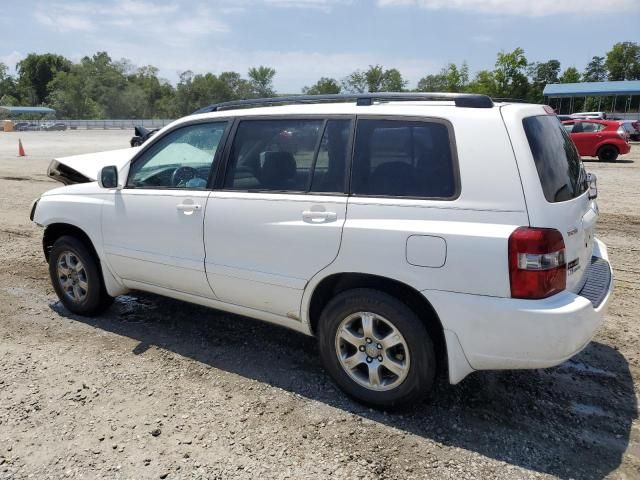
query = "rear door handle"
(176, 202, 202, 214)
(302, 210, 337, 223)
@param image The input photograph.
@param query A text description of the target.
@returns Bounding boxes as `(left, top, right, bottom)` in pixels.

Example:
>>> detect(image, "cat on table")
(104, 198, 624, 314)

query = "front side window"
(127, 122, 227, 189)
(351, 119, 457, 198)
(523, 115, 587, 203)
(224, 119, 350, 193)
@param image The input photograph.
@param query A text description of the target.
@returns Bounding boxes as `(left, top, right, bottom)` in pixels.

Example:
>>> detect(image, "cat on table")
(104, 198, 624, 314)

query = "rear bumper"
(427, 238, 613, 382)
(620, 143, 631, 155)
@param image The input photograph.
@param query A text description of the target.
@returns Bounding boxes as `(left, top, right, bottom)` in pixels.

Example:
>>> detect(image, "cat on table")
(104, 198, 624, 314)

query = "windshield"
(523, 115, 588, 203)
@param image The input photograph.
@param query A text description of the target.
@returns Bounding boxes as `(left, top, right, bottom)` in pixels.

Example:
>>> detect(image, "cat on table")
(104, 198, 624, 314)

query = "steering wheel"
(171, 166, 198, 187)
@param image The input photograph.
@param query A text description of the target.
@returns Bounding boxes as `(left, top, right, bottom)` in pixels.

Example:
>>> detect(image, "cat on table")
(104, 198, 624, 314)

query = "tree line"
(0, 41, 638, 119)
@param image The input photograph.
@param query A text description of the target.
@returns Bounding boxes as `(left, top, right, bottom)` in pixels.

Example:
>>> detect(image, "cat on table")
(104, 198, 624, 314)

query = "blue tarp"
(544, 81, 640, 98)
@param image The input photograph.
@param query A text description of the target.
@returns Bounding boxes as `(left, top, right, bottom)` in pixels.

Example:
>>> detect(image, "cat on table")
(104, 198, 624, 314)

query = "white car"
(31, 93, 613, 408)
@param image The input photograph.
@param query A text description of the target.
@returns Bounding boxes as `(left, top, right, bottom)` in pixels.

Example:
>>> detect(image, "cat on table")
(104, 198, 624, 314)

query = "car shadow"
(582, 158, 634, 164)
(50, 292, 637, 479)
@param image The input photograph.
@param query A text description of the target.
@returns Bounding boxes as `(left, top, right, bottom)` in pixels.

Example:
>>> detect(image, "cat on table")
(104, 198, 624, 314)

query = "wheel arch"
(43, 223, 98, 262)
(43, 222, 128, 297)
(307, 272, 448, 378)
(597, 142, 619, 155)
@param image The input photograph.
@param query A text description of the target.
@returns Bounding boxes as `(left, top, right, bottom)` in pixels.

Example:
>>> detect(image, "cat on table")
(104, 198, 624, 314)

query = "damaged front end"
(47, 160, 92, 185)
(46, 147, 139, 185)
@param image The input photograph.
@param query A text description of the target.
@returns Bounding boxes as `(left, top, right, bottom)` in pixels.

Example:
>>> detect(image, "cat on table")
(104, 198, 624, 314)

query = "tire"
(597, 145, 619, 162)
(317, 288, 436, 409)
(48, 235, 113, 316)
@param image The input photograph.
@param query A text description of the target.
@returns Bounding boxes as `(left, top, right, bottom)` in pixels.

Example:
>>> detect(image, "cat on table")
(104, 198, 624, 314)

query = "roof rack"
(192, 92, 494, 115)
(492, 97, 528, 103)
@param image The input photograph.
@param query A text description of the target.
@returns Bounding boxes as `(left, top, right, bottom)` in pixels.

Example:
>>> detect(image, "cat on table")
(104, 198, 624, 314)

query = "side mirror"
(587, 172, 597, 200)
(98, 165, 119, 189)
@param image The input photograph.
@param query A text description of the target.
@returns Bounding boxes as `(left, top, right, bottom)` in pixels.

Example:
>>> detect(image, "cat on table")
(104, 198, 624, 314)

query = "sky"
(1, 0, 639, 92)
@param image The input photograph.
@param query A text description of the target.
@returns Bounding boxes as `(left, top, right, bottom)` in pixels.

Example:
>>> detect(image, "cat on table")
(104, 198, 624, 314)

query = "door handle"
(176, 203, 202, 213)
(302, 210, 337, 223)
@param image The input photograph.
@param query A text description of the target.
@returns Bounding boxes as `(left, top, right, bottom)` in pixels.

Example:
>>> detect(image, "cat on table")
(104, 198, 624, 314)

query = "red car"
(562, 119, 631, 161)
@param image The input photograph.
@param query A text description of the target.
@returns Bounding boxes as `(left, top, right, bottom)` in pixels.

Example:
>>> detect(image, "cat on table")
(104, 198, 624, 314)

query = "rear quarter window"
(351, 119, 458, 199)
(523, 115, 587, 203)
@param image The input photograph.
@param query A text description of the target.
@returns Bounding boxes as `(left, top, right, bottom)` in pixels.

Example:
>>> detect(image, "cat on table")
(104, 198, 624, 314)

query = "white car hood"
(48, 147, 140, 184)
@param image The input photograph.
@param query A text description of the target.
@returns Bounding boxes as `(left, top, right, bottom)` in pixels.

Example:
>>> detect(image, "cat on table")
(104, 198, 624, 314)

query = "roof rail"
(492, 97, 529, 103)
(192, 92, 494, 115)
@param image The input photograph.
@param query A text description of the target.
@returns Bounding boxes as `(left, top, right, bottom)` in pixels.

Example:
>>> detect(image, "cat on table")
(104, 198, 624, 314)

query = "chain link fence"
(64, 119, 174, 129)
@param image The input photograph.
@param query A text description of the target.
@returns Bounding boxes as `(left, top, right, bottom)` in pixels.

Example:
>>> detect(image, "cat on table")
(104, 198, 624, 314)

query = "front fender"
(33, 191, 128, 297)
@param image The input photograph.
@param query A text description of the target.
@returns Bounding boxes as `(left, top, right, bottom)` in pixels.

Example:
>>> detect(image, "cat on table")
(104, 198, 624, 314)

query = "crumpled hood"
(47, 147, 140, 184)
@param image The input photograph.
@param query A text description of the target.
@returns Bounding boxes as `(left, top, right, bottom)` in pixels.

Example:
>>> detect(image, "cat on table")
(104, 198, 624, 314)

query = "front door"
(204, 118, 353, 318)
(102, 121, 228, 297)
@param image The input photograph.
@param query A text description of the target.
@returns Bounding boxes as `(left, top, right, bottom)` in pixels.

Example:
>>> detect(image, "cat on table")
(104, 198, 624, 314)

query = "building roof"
(0, 106, 56, 114)
(543, 80, 640, 98)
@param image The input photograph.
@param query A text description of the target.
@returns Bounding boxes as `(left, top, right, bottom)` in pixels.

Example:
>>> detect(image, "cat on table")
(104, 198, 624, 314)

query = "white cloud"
(377, 0, 636, 16)
(34, 10, 95, 32)
(264, 0, 352, 12)
(471, 34, 494, 43)
(34, 1, 228, 42)
(0, 51, 24, 72)
(96, 37, 437, 91)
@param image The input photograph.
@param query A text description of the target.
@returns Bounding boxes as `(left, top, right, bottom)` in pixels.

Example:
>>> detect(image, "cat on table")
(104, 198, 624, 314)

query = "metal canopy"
(0, 106, 56, 114)
(543, 81, 640, 98)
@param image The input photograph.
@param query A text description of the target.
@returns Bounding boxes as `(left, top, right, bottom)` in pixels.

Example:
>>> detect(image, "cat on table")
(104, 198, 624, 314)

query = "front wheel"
(598, 145, 619, 162)
(49, 236, 113, 316)
(317, 288, 436, 409)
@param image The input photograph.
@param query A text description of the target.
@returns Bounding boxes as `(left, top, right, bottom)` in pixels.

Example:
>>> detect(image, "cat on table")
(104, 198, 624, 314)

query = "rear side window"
(523, 115, 587, 203)
(351, 119, 457, 198)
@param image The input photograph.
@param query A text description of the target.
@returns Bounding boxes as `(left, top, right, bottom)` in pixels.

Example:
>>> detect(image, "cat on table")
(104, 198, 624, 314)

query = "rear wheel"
(317, 288, 436, 409)
(598, 145, 619, 162)
(49, 236, 113, 316)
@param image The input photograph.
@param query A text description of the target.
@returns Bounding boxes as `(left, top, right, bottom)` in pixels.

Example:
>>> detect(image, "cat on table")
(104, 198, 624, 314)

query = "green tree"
(493, 48, 529, 99)
(466, 70, 498, 97)
(416, 72, 447, 92)
(583, 56, 607, 82)
(416, 63, 468, 93)
(302, 77, 341, 95)
(605, 41, 640, 80)
(16, 53, 71, 105)
(248, 66, 276, 97)
(0, 62, 20, 105)
(528, 59, 560, 102)
(48, 69, 102, 118)
(342, 65, 407, 93)
(559, 67, 581, 83)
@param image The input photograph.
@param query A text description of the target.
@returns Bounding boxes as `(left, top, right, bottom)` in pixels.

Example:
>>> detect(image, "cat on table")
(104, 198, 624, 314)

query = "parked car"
(130, 126, 159, 147)
(31, 93, 612, 408)
(15, 122, 40, 131)
(41, 122, 68, 131)
(621, 120, 640, 141)
(562, 119, 631, 161)
(571, 111, 607, 120)
(556, 115, 573, 122)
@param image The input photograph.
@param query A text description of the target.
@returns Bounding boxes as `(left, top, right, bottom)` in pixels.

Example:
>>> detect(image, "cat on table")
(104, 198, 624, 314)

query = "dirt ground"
(0, 129, 639, 480)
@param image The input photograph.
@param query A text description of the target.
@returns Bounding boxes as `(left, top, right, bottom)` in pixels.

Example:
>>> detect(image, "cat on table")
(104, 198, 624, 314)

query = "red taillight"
(508, 227, 566, 299)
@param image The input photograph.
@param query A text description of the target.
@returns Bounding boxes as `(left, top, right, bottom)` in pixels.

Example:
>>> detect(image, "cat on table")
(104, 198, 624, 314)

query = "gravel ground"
(0, 130, 639, 480)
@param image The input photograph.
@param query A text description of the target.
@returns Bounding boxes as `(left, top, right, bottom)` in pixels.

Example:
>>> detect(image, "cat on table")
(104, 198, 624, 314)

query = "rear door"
(203, 117, 353, 318)
(513, 111, 594, 292)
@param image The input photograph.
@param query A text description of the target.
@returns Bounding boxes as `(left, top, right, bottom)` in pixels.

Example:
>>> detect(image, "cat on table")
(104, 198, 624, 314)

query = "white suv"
(31, 93, 613, 408)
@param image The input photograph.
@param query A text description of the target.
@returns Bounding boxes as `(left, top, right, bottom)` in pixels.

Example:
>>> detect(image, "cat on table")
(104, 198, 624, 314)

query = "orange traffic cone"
(18, 139, 26, 157)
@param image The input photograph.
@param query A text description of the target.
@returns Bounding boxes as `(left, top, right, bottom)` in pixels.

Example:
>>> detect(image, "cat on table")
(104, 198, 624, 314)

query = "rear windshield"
(523, 115, 587, 203)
